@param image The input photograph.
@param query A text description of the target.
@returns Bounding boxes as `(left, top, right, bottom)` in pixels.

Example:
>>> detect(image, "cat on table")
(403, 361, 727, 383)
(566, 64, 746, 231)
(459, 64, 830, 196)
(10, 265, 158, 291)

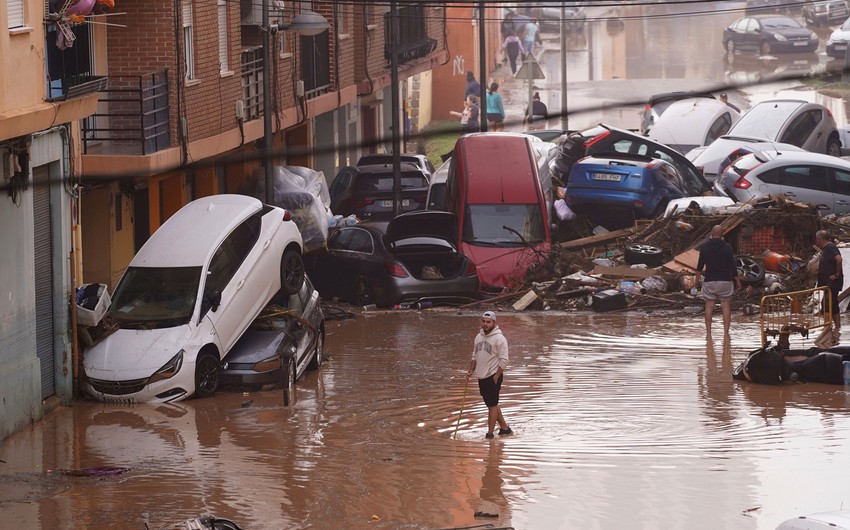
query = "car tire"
(308, 326, 324, 370)
(725, 39, 735, 53)
(282, 357, 296, 406)
(354, 276, 373, 306)
(280, 249, 305, 295)
(194, 353, 220, 399)
(736, 255, 765, 286)
(827, 135, 842, 157)
(759, 41, 771, 56)
(624, 243, 664, 267)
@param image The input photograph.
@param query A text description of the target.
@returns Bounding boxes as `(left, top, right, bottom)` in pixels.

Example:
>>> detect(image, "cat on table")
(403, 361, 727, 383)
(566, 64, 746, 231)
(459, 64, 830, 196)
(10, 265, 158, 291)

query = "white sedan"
(83, 195, 304, 403)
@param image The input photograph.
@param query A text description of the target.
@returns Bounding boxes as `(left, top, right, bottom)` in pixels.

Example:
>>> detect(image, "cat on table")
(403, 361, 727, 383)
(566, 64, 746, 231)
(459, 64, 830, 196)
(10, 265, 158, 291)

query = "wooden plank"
(590, 265, 658, 279)
(512, 290, 539, 311)
(557, 227, 636, 250)
(673, 248, 701, 269)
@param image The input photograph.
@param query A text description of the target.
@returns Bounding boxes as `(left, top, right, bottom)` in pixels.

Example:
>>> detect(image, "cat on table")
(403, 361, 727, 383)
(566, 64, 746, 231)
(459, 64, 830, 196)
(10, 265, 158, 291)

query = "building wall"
(0, 0, 46, 113)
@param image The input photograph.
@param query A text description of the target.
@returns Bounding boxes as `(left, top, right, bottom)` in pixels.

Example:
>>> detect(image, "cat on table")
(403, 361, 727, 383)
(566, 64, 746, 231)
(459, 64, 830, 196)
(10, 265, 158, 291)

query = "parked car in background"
(221, 276, 324, 405)
(550, 124, 711, 197)
(329, 162, 430, 221)
(640, 91, 716, 135)
(647, 98, 740, 155)
(83, 195, 305, 404)
(714, 150, 850, 215)
(448, 133, 551, 292)
(725, 99, 841, 156)
(426, 160, 450, 211)
(310, 211, 480, 307)
(356, 153, 436, 179)
(526, 129, 569, 143)
(723, 15, 819, 55)
(565, 153, 696, 229)
(687, 135, 805, 182)
(826, 16, 850, 56)
(802, 0, 849, 25)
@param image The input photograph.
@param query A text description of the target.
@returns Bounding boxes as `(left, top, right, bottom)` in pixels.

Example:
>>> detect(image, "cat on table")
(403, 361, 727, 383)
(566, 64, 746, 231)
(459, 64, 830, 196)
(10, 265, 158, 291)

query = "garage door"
(33, 165, 55, 398)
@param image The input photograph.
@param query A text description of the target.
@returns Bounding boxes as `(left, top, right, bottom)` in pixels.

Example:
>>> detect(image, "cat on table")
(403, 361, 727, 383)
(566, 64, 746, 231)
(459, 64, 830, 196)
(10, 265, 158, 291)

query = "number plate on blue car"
(591, 173, 621, 182)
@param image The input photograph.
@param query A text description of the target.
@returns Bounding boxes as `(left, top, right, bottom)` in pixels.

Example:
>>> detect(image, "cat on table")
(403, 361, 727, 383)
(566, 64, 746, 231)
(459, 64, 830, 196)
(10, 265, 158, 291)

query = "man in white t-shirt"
(467, 311, 512, 439)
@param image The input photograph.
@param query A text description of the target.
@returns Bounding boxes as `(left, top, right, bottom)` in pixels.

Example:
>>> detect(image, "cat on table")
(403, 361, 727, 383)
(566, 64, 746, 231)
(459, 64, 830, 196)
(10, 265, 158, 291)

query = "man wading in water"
(467, 311, 512, 439)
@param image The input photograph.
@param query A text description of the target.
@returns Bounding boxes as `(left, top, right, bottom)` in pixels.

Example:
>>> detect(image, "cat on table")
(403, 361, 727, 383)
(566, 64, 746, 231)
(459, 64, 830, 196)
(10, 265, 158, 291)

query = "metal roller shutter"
(33, 166, 55, 398)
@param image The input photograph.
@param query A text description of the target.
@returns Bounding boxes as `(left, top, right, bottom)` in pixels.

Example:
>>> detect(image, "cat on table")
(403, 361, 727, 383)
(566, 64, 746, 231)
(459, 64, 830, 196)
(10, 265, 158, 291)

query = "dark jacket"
(697, 238, 737, 282)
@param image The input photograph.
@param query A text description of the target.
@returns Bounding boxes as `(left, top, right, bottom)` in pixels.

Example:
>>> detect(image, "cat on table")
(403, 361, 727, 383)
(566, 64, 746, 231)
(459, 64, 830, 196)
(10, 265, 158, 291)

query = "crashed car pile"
(489, 195, 850, 314)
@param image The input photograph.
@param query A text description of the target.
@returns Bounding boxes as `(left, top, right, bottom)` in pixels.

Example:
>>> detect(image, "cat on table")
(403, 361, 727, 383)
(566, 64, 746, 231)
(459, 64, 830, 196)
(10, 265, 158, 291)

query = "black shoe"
(485, 432, 494, 439)
(498, 428, 513, 435)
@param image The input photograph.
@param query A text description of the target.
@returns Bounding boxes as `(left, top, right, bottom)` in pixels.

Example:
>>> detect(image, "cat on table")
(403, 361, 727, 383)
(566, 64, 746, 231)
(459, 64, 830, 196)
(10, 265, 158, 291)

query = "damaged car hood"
(83, 325, 193, 380)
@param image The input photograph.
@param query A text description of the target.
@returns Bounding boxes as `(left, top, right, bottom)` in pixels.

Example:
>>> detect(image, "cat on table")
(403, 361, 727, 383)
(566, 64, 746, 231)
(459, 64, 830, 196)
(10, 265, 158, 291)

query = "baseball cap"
(482, 311, 497, 321)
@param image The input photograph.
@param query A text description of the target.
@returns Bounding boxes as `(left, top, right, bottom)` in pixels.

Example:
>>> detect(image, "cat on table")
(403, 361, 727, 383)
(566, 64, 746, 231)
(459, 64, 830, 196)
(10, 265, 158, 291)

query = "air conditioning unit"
(241, 0, 285, 26)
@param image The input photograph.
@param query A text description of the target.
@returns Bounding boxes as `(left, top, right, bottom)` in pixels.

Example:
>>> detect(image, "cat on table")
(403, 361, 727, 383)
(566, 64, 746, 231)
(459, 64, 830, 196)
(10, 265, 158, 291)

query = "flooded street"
(2, 311, 850, 529)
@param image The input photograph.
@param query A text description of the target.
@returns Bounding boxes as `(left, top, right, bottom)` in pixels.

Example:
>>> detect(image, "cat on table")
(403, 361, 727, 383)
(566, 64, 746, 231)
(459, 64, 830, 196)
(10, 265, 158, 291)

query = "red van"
(446, 133, 551, 292)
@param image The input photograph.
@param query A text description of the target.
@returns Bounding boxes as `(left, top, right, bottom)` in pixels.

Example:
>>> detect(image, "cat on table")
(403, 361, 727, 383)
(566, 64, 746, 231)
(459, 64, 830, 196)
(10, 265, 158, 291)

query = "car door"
(829, 166, 850, 214)
(329, 166, 358, 212)
(779, 164, 834, 213)
(745, 18, 761, 50)
(606, 136, 707, 195)
(201, 221, 260, 354)
(295, 278, 321, 367)
(779, 109, 823, 152)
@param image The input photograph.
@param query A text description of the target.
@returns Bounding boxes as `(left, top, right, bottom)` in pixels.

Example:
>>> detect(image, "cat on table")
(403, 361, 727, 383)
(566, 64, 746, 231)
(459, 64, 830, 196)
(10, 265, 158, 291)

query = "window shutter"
(217, 0, 228, 72)
(7, 0, 25, 28)
(182, 0, 194, 79)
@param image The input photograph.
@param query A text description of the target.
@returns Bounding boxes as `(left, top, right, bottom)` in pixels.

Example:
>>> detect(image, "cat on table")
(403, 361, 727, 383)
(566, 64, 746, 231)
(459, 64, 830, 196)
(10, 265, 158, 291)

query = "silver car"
(725, 99, 842, 156)
(713, 150, 850, 215)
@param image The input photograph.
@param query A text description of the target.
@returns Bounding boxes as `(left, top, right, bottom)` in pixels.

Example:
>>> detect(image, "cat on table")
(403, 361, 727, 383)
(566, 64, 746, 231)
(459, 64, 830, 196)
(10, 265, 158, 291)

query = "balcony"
(241, 46, 264, 121)
(383, 5, 437, 64)
(82, 69, 170, 156)
(301, 33, 332, 98)
(45, 23, 108, 101)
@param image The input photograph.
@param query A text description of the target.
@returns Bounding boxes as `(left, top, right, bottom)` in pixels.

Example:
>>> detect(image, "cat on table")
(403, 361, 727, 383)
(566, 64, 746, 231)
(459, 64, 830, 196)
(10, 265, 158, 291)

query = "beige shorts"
(702, 280, 734, 301)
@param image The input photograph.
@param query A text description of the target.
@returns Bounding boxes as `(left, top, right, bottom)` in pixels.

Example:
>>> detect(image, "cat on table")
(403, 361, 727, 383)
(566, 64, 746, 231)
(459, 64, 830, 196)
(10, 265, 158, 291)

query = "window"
(347, 229, 374, 253)
(182, 0, 195, 80)
(832, 168, 850, 196)
(7, 0, 24, 28)
(706, 114, 733, 145)
(217, 0, 228, 72)
(758, 168, 782, 185)
(782, 165, 829, 192)
(780, 110, 822, 148)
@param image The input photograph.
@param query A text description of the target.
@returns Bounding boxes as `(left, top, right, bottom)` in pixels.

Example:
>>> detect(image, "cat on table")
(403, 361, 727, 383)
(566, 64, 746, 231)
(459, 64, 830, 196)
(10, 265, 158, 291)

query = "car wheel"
(759, 41, 771, 56)
(736, 255, 765, 286)
(827, 136, 842, 157)
(194, 353, 220, 399)
(354, 276, 373, 306)
(308, 326, 324, 370)
(624, 243, 664, 267)
(280, 249, 305, 295)
(725, 39, 735, 53)
(282, 357, 296, 406)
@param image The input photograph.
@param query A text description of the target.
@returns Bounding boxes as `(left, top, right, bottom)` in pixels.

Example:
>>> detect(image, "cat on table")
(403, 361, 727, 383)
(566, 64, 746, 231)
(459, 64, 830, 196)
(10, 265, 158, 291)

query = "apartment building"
(1, 0, 447, 440)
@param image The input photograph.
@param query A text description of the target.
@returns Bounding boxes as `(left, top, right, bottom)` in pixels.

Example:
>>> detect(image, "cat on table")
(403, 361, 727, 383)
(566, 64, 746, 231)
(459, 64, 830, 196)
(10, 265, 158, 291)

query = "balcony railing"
(82, 69, 170, 156)
(241, 46, 263, 121)
(384, 5, 437, 64)
(301, 33, 332, 99)
(45, 23, 108, 101)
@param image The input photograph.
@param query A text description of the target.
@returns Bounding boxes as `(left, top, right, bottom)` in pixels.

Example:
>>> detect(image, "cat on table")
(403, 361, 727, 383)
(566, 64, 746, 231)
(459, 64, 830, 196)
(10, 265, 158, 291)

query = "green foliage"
(421, 119, 461, 168)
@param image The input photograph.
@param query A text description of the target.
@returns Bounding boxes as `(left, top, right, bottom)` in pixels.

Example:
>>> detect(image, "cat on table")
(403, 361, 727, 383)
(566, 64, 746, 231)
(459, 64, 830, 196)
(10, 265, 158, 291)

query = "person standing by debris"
(815, 229, 843, 335)
(467, 311, 512, 439)
(524, 92, 549, 131)
(485, 82, 505, 132)
(696, 225, 741, 338)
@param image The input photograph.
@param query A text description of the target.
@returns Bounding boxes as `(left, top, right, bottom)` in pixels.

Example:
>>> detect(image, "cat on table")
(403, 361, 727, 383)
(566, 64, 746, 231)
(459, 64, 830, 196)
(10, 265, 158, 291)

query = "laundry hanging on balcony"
(46, 0, 119, 50)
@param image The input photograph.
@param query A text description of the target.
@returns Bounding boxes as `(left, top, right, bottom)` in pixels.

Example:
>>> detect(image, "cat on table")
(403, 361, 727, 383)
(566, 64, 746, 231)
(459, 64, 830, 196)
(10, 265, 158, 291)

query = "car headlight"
(253, 355, 282, 373)
(148, 350, 184, 384)
(774, 34, 787, 42)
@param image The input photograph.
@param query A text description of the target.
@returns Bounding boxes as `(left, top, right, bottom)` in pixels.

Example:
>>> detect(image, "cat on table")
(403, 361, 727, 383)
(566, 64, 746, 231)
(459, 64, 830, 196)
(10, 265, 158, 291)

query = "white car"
(826, 16, 850, 57)
(83, 195, 305, 403)
(648, 97, 741, 155)
(687, 134, 805, 182)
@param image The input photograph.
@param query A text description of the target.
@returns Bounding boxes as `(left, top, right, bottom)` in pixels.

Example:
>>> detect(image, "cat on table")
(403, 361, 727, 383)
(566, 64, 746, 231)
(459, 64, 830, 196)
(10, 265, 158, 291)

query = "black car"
(309, 211, 480, 308)
(220, 276, 324, 405)
(549, 124, 711, 197)
(356, 153, 436, 179)
(723, 15, 819, 55)
(329, 162, 430, 221)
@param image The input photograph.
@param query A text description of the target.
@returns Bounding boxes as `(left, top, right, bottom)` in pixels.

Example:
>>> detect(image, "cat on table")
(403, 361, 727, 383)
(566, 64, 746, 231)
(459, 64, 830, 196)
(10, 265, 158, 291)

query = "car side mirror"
(208, 290, 222, 312)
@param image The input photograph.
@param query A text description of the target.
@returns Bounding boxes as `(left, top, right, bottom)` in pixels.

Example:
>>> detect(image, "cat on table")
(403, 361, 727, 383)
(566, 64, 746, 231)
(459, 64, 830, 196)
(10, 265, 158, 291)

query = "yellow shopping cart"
(759, 286, 834, 348)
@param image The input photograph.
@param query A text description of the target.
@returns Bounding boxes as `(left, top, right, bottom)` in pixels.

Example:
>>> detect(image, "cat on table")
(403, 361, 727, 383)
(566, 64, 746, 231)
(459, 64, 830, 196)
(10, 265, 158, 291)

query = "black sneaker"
(485, 432, 494, 439)
(498, 428, 513, 436)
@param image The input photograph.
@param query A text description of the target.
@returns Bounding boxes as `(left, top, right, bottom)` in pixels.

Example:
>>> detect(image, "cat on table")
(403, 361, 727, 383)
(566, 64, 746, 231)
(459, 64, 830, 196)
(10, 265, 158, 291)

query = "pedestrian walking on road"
(486, 83, 505, 131)
(697, 225, 741, 339)
(467, 311, 512, 439)
(815, 229, 843, 335)
(501, 31, 522, 74)
(719, 92, 740, 112)
(464, 71, 481, 100)
(450, 95, 480, 134)
(521, 18, 540, 58)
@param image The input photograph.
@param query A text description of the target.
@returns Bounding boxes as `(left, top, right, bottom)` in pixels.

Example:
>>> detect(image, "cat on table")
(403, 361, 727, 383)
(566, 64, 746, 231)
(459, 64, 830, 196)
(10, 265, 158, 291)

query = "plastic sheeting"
(242, 166, 333, 253)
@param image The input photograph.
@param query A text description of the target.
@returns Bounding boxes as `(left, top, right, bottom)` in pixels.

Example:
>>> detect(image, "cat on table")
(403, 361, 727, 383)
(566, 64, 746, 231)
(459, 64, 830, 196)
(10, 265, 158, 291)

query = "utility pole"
(262, 0, 274, 204)
(560, 2, 568, 131)
(390, 0, 402, 217)
(479, 2, 486, 132)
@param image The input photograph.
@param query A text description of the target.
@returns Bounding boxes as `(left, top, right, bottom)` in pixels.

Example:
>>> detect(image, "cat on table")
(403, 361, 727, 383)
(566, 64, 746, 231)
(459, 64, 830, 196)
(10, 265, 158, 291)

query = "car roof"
(577, 153, 660, 167)
(647, 91, 714, 106)
(649, 99, 739, 145)
(132, 194, 263, 267)
(748, 150, 850, 166)
(455, 134, 539, 203)
(354, 162, 425, 175)
(357, 153, 426, 165)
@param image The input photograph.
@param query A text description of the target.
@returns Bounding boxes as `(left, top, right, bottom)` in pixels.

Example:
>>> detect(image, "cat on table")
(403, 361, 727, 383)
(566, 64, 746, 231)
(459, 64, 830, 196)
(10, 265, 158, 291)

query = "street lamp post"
(262, 6, 330, 204)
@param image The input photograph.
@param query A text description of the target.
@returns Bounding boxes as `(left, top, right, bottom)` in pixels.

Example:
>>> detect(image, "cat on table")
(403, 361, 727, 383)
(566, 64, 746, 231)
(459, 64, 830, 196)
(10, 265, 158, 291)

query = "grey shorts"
(703, 280, 734, 301)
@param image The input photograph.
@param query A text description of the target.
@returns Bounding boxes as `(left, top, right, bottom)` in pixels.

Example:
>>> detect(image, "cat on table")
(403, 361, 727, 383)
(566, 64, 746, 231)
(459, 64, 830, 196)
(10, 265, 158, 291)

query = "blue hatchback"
(566, 153, 691, 229)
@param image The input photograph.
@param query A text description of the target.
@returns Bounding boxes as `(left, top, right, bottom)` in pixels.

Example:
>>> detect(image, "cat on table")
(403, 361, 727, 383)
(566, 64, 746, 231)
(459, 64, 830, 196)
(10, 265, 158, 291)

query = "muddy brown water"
(2, 311, 850, 529)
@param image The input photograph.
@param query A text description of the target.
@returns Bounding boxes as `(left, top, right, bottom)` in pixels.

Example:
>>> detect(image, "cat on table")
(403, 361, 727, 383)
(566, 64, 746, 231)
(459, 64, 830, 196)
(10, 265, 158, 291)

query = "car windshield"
(354, 172, 428, 192)
(841, 18, 850, 30)
(109, 266, 201, 328)
(729, 101, 803, 140)
(761, 17, 801, 29)
(463, 204, 546, 246)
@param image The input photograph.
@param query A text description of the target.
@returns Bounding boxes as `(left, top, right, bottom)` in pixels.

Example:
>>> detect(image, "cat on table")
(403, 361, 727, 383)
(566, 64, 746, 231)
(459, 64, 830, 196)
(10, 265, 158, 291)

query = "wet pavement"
(2, 311, 850, 529)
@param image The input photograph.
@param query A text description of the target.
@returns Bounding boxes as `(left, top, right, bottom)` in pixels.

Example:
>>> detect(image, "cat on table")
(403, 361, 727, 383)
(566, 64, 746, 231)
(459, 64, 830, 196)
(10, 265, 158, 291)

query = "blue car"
(565, 153, 692, 229)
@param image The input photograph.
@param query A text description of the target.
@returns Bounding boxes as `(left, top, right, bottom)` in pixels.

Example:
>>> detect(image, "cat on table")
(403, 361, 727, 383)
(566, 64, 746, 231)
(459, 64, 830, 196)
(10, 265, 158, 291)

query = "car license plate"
(836, 44, 847, 50)
(793, 41, 808, 46)
(380, 199, 410, 207)
(591, 173, 621, 182)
